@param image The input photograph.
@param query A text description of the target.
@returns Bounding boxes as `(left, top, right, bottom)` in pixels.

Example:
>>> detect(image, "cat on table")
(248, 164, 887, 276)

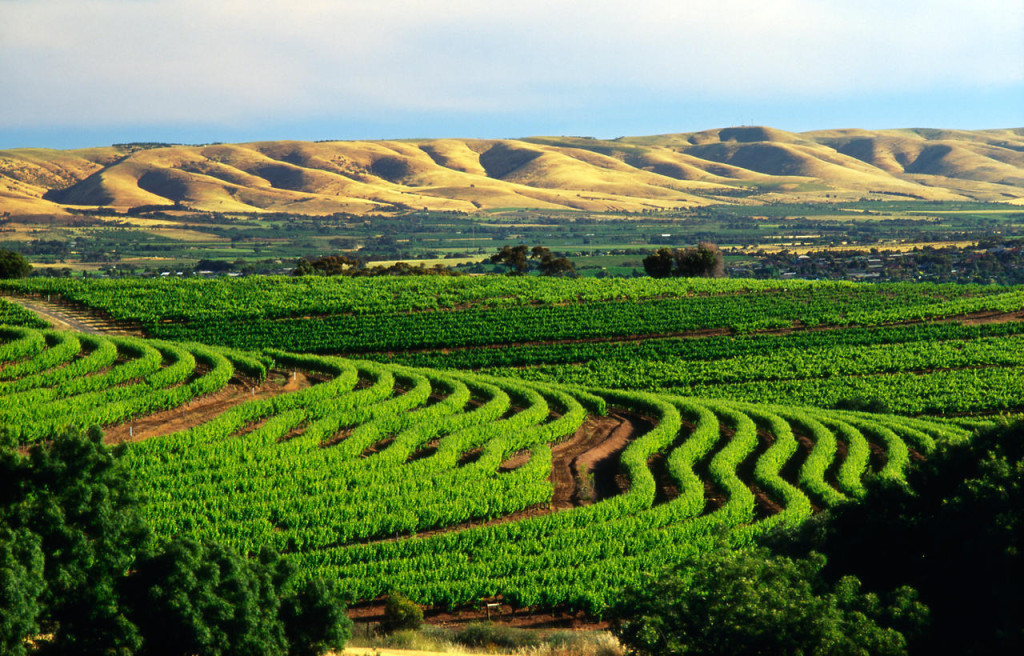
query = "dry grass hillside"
(1, 127, 1022, 218)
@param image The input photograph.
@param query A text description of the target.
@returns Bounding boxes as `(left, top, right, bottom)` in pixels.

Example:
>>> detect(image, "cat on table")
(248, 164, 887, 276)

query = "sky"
(1, 0, 1022, 149)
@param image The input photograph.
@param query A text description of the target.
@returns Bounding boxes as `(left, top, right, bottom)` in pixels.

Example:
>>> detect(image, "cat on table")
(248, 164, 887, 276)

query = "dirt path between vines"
(103, 372, 316, 445)
(344, 412, 640, 553)
(1, 294, 143, 336)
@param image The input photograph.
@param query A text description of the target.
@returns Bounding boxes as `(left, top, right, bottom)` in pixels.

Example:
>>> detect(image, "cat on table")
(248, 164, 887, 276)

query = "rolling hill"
(1, 127, 1023, 218)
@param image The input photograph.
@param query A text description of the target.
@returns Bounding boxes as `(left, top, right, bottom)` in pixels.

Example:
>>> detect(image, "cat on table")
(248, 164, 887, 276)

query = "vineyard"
(3, 277, 1023, 351)
(0, 315, 991, 614)
(5, 276, 1021, 416)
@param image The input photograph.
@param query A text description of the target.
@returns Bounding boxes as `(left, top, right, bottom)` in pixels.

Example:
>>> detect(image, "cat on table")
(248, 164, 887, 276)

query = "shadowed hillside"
(1, 127, 1022, 217)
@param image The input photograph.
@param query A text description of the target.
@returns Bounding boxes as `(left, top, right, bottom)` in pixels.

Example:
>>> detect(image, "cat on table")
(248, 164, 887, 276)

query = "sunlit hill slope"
(1, 127, 1023, 217)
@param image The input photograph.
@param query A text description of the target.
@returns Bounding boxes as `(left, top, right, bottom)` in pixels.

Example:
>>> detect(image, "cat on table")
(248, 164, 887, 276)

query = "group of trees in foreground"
(609, 419, 1022, 656)
(0, 429, 351, 656)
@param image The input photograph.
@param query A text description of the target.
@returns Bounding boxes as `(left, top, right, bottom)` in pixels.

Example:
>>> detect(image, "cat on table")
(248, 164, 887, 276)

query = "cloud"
(1, 0, 1022, 131)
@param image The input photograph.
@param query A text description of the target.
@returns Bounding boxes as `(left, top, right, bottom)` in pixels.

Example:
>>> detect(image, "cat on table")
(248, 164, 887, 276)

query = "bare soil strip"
(103, 372, 315, 445)
(2, 295, 142, 336)
(548, 413, 636, 508)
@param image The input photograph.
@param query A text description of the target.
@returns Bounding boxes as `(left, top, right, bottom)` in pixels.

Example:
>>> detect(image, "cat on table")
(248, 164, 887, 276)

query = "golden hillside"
(1, 127, 1022, 218)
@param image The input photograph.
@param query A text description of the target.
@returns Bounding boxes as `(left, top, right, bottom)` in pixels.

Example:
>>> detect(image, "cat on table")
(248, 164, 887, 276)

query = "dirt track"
(103, 372, 317, 445)
(1, 295, 142, 336)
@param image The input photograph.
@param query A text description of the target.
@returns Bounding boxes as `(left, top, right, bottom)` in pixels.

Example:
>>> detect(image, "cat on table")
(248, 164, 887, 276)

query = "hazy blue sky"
(2, 0, 1022, 149)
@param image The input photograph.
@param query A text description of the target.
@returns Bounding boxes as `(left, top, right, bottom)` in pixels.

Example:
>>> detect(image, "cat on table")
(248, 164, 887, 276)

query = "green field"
(0, 273, 1018, 656)
(0, 317, 976, 613)
(0, 274, 1021, 619)
(4, 276, 1022, 415)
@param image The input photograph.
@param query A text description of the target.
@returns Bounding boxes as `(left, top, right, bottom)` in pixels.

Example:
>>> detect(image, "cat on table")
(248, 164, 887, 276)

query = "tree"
(0, 249, 31, 279)
(195, 259, 234, 273)
(280, 579, 353, 656)
(642, 248, 675, 278)
(0, 529, 44, 656)
(675, 242, 725, 278)
(642, 243, 725, 279)
(122, 539, 283, 656)
(293, 255, 362, 277)
(490, 245, 576, 276)
(531, 246, 576, 277)
(123, 541, 351, 656)
(490, 245, 530, 275)
(292, 259, 316, 276)
(609, 547, 924, 656)
(0, 426, 148, 654)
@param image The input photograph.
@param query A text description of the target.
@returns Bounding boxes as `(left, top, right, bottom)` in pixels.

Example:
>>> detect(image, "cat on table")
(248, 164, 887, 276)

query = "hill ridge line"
(3, 127, 1022, 218)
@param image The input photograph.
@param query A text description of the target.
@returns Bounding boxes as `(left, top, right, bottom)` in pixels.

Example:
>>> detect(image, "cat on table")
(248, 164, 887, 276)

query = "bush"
(609, 547, 924, 656)
(379, 593, 423, 634)
(835, 395, 891, 413)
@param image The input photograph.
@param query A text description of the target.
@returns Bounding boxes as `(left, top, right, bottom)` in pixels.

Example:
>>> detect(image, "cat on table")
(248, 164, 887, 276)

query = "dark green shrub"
(609, 547, 924, 656)
(379, 593, 423, 634)
(835, 395, 891, 413)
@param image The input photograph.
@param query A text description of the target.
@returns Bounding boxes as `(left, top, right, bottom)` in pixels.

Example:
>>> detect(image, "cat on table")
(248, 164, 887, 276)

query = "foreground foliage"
(610, 547, 925, 656)
(0, 430, 351, 656)
(611, 420, 1023, 656)
(809, 420, 1024, 656)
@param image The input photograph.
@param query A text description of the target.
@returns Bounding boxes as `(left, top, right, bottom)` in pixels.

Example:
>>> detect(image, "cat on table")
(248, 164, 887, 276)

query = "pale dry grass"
(739, 240, 980, 254)
(1, 129, 1021, 217)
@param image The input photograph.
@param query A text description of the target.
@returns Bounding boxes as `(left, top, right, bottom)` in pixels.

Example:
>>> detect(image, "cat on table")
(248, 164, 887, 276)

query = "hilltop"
(1, 127, 1023, 218)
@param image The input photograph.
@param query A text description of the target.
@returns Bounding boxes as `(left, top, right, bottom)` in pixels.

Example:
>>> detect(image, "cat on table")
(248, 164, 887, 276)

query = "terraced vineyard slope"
(4, 276, 1023, 415)
(0, 324, 983, 613)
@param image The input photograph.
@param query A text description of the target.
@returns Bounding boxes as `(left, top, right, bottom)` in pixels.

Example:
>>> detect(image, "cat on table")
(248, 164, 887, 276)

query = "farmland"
(0, 317, 977, 615)
(0, 274, 1020, 623)
(4, 201, 1024, 280)
(3, 275, 1022, 416)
